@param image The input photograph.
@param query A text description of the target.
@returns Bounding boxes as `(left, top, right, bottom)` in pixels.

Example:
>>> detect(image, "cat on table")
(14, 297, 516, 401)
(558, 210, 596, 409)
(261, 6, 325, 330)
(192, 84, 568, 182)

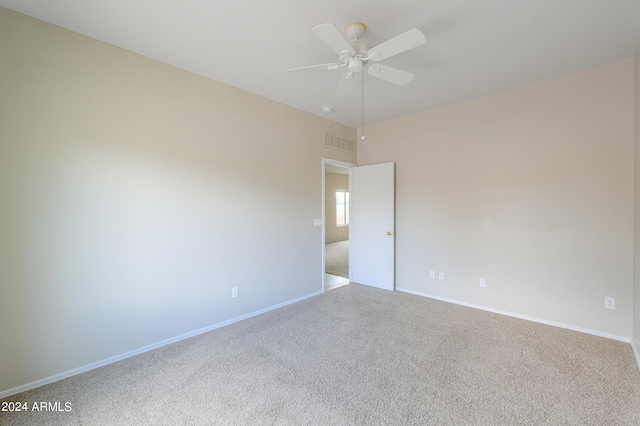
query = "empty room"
(2, 1, 640, 424)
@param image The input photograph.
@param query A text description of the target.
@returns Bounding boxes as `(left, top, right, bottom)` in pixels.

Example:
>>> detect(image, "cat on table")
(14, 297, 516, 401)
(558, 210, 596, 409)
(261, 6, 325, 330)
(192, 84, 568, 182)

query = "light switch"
(313, 218, 322, 227)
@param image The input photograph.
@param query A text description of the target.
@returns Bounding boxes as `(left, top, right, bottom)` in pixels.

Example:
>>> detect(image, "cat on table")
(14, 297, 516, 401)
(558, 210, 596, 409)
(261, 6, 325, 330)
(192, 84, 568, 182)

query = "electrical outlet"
(439, 272, 445, 281)
(429, 270, 435, 279)
(232, 287, 238, 298)
(479, 277, 486, 287)
(604, 297, 615, 310)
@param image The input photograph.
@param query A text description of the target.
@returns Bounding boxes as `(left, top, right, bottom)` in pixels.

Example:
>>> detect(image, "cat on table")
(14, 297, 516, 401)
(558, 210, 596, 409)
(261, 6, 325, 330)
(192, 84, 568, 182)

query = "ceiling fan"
(288, 22, 426, 96)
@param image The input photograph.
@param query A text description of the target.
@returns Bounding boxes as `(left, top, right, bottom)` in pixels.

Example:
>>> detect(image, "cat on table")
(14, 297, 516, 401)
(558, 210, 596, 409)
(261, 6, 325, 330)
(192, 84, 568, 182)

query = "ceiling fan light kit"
(348, 58, 364, 73)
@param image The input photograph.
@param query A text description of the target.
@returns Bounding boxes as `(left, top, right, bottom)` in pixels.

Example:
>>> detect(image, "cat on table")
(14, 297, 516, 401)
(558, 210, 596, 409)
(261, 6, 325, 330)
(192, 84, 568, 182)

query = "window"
(336, 190, 349, 226)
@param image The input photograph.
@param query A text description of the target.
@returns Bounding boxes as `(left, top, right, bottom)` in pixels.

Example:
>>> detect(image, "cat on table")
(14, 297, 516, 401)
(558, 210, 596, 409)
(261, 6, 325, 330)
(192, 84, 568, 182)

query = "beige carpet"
(2, 283, 640, 425)
(325, 240, 348, 278)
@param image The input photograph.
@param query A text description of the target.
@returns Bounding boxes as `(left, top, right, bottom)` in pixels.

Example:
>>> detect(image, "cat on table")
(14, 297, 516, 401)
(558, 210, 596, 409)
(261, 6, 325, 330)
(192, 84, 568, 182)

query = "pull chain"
(361, 72, 365, 140)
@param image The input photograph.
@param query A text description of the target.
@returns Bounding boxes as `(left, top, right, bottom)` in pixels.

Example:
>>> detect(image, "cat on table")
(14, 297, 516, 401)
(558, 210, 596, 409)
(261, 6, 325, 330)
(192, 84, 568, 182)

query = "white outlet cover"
(604, 297, 615, 309)
(429, 270, 435, 279)
(479, 278, 486, 287)
(439, 272, 445, 280)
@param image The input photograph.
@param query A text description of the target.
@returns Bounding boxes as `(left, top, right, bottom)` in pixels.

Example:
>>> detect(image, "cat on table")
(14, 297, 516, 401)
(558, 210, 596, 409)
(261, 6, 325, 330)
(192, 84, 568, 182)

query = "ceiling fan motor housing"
(346, 40, 371, 74)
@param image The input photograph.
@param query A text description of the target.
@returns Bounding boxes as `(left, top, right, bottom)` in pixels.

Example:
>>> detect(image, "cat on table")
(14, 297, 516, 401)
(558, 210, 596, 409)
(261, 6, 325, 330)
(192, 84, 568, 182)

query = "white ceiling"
(3, 0, 640, 128)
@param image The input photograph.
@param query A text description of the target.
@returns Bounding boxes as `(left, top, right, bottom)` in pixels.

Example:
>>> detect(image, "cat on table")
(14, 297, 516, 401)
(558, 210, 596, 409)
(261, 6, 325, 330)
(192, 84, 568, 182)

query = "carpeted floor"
(325, 240, 348, 278)
(2, 283, 640, 425)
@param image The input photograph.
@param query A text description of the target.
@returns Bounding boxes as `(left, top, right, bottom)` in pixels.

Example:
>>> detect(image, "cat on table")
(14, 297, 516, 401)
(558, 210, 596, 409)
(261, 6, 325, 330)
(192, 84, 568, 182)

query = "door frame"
(322, 158, 357, 292)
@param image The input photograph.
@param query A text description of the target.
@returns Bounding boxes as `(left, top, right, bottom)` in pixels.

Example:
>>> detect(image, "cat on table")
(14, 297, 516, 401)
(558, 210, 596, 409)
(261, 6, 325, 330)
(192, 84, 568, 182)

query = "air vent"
(324, 133, 356, 154)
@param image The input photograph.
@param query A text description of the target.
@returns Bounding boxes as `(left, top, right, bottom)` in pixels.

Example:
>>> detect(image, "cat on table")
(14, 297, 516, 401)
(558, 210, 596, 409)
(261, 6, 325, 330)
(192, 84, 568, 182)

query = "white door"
(350, 162, 395, 290)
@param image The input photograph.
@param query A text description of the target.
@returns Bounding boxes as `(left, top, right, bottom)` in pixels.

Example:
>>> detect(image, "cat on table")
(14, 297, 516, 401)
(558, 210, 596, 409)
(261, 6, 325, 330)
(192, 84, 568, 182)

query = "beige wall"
(0, 7, 355, 394)
(325, 172, 349, 242)
(359, 59, 635, 338)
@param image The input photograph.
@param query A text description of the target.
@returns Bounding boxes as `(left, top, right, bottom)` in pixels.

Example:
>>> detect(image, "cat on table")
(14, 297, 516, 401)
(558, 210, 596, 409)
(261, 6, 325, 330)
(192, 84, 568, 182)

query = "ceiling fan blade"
(368, 64, 415, 85)
(287, 63, 341, 75)
(334, 72, 357, 96)
(313, 23, 356, 57)
(367, 28, 426, 61)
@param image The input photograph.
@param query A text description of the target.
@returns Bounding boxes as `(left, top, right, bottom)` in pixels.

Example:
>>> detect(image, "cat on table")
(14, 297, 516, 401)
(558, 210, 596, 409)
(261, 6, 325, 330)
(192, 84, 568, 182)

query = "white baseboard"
(632, 340, 640, 371)
(0, 290, 322, 399)
(396, 287, 632, 343)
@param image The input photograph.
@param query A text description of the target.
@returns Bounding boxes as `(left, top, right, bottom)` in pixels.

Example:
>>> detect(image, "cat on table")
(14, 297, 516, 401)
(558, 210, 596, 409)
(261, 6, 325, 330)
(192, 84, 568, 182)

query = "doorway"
(321, 159, 396, 292)
(322, 158, 356, 291)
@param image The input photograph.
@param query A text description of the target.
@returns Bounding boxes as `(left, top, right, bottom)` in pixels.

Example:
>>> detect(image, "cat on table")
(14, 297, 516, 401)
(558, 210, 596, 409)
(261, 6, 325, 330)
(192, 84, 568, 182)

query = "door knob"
(387, 231, 392, 236)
